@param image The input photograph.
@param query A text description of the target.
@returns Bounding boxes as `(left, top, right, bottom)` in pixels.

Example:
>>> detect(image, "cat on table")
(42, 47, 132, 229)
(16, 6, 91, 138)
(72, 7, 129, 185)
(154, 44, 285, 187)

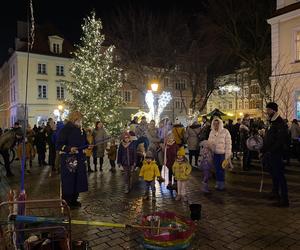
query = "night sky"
(0, 0, 204, 64)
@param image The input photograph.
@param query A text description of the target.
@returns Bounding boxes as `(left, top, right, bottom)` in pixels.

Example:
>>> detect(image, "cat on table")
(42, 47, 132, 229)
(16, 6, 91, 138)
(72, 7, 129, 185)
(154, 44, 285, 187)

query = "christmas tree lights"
(64, 12, 124, 136)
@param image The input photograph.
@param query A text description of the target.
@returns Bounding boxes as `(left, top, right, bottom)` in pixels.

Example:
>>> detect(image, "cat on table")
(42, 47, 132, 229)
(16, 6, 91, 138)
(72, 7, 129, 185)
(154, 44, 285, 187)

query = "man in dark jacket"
(262, 102, 289, 207)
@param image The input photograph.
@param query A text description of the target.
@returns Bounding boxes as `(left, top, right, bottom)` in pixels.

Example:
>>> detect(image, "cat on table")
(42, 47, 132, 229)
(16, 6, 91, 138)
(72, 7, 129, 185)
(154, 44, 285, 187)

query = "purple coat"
(117, 141, 136, 167)
(56, 122, 88, 195)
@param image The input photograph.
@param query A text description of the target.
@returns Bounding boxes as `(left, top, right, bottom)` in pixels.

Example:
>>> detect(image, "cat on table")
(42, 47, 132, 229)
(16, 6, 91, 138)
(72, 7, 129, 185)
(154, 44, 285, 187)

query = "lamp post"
(145, 81, 172, 124)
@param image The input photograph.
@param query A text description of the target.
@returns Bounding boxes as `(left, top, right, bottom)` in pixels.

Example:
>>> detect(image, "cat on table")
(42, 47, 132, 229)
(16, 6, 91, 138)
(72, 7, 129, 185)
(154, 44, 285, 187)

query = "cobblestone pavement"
(1, 157, 300, 249)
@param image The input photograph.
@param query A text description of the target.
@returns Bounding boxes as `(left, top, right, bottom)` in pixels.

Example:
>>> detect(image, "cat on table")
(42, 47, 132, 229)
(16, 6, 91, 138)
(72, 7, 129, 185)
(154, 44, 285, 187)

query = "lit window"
(56, 65, 65, 76)
(244, 87, 249, 96)
(37, 82, 47, 99)
(38, 63, 47, 74)
(229, 102, 233, 109)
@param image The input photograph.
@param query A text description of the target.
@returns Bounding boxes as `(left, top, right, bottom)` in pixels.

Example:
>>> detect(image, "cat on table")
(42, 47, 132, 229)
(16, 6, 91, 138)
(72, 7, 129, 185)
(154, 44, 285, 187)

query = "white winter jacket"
(208, 117, 232, 159)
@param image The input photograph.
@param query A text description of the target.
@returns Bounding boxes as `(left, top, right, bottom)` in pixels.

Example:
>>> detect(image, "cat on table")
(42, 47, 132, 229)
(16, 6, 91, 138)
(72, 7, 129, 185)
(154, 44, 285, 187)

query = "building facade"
(0, 23, 74, 127)
(268, 0, 300, 120)
(0, 23, 195, 128)
(207, 68, 263, 120)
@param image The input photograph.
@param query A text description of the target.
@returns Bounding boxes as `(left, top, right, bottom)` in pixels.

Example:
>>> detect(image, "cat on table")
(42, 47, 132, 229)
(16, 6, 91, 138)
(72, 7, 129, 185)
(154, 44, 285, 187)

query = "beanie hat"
(145, 151, 153, 159)
(177, 147, 186, 156)
(266, 102, 278, 112)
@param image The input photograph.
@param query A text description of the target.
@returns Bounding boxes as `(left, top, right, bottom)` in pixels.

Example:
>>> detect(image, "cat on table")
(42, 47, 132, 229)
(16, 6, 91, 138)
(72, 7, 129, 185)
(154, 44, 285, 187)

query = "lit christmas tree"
(65, 12, 124, 135)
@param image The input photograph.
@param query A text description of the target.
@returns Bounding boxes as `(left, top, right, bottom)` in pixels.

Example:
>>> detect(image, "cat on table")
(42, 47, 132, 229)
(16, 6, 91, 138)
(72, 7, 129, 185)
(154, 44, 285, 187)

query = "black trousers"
(48, 144, 56, 167)
(189, 149, 199, 166)
(109, 159, 116, 168)
(265, 153, 289, 202)
(0, 149, 12, 174)
(93, 157, 103, 169)
(37, 151, 46, 166)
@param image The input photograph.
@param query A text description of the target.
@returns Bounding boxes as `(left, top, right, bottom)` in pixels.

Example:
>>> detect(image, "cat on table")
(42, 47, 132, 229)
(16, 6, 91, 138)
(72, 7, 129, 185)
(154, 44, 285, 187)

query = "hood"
(189, 124, 201, 129)
(210, 117, 224, 133)
(173, 124, 183, 128)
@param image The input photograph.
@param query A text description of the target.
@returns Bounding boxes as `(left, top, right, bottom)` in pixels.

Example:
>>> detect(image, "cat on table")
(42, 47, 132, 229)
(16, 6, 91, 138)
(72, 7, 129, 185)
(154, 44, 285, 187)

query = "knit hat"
(266, 102, 278, 112)
(177, 147, 186, 156)
(145, 151, 153, 159)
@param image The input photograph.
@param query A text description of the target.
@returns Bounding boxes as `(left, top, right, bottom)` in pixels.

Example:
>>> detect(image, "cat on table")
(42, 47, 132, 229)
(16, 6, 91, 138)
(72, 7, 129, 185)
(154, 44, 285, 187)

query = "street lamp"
(151, 82, 159, 92)
(145, 81, 172, 124)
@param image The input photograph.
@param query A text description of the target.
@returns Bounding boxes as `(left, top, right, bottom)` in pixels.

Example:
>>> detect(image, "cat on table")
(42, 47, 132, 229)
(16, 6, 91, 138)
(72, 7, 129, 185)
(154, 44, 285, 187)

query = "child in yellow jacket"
(172, 147, 192, 202)
(139, 151, 160, 201)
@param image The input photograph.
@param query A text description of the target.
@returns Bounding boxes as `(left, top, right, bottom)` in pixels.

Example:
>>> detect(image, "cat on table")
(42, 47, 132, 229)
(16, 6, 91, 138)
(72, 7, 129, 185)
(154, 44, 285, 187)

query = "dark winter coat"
(262, 114, 288, 155)
(232, 123, 241, 151)
(117, 141, 136, 166)
(56, 122, 88, 195)
(34, 129, 47, 153)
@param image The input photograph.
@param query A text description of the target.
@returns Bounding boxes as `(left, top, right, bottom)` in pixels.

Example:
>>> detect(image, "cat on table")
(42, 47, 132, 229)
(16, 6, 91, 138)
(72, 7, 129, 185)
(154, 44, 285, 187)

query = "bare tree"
(202, 0, 275, 98)
(270, 60, 296, 119)
(106, 4, 189, 95)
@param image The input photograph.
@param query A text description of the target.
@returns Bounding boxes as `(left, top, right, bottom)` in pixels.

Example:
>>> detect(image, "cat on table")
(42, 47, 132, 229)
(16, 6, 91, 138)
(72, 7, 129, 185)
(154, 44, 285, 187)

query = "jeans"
(189, 149, 199, 166)
(213, 154, 225, 182)
(144, 180, 155, 194)
(123, 165, 133, 189)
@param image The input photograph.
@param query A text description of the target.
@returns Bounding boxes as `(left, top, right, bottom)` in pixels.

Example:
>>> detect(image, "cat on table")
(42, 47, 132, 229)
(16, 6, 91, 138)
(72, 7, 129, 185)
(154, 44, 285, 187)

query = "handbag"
(65, 155, 78, 173)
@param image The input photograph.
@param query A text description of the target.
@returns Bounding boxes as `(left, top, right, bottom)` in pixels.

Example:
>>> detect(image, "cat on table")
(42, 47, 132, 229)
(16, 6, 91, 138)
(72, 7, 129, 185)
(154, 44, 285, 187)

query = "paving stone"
(1, 158, 300, 249)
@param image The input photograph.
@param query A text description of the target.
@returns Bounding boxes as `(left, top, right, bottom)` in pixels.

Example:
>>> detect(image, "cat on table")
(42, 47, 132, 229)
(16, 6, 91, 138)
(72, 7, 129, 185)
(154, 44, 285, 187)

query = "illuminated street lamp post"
(145, 81, 172, 124)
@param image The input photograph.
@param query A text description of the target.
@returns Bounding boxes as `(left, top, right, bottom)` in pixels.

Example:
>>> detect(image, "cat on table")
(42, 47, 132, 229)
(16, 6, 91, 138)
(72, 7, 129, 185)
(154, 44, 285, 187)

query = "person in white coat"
(208, 117, 232, 190)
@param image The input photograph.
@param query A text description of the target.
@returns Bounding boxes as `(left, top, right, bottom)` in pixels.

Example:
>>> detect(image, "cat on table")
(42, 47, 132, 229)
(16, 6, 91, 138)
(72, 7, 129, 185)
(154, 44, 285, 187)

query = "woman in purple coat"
(56, 111, 92, 208)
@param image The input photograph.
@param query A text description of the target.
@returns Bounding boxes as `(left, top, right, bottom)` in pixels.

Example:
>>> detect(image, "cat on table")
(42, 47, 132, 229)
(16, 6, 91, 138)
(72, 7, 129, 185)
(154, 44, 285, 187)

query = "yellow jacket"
(172, 125, 185, 145)
(139, 160, 160, 181)
(172, 160, 192, 181)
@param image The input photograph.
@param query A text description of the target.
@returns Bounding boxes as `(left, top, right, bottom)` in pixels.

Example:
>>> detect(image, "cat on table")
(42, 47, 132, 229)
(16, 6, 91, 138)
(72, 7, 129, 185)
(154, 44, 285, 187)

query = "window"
(56, 65, 65, 76)
(250, 85, 259, 95)
(37, 82, 47, 99)
(53, 43, 60, 54)
(250, 100, 256, 109)
(175, 79, 187, 90)
(10, 64, 15, 79)
(56, 83, 65, 100)
(229, 102, 233, 109)
(296, 31, 300, 61)
(38, 63, 47, 74)
(244, 87, 249, 96)
(124, 90, 132, 103)
(244, 100, 249, 109)
(164, 77, 169, 88)
(175, 98, 185, 109)
(256, 100, 262, 109)
(238, 101, 243, 109)
(12, 85, 16, 102)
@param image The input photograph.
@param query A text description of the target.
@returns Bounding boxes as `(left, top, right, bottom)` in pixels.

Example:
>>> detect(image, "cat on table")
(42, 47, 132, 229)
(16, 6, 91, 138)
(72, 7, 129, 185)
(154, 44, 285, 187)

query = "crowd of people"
(0, 102, 300, 208)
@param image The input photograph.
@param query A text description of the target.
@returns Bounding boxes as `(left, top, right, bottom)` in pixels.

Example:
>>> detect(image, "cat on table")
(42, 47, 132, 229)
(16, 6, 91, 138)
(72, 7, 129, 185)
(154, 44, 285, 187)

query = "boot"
(157, 176, 165, 184)
(175, 195, 181, 201)
(143, 192, 149, 200)
(216, 181, 225, 191)
(100, 165, 103, 172)
(94, 165, 98, 172)
(124, 185, 129, 194)
(152, 191, 156, 201)
(202, 181, 210, 193)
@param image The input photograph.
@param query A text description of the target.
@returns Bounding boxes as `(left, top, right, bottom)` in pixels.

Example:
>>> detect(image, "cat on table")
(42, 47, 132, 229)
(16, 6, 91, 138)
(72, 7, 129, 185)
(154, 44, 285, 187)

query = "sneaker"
(175, 195, 181, 201)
